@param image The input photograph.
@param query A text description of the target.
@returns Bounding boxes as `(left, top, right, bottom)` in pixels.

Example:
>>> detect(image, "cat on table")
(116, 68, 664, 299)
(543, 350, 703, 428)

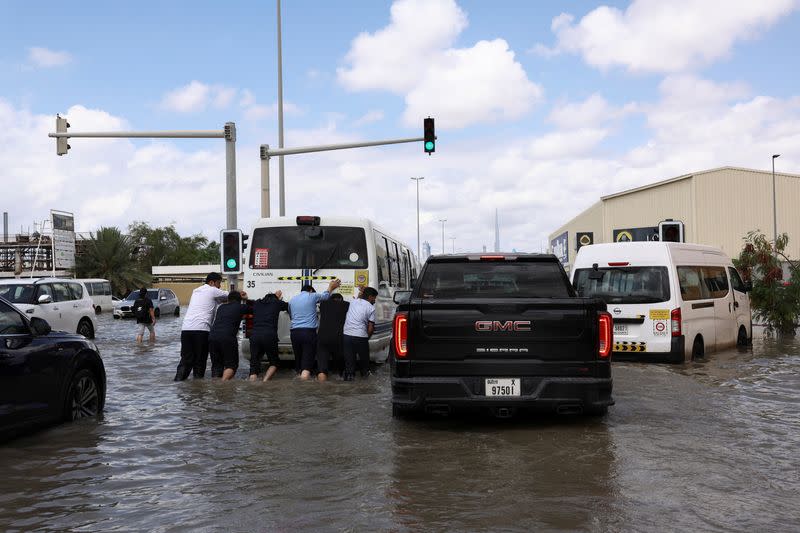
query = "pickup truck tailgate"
(413, 298, 603, 364)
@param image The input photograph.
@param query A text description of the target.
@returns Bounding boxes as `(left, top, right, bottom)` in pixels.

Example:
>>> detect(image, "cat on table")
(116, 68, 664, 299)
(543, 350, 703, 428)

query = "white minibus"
(76, 278, 113, 314)
(571, 242, 752, 362)
(242, 216, 420, 362)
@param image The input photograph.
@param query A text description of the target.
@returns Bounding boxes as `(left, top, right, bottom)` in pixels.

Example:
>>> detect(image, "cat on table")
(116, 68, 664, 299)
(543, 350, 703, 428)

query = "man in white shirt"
(341, 286, 378, 381)
(174, 272, 229, 381)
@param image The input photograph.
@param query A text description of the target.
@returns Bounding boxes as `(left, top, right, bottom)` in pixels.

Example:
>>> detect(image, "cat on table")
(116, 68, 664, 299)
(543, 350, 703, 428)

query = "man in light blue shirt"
(342, 286, 378, 381)
(289, 278, 341, 380)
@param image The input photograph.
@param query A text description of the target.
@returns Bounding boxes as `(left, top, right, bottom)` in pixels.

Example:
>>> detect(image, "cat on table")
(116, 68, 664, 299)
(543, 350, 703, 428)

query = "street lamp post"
(439, 218, 447, 254)
(772, 154, 780, 256)
(450, 236, 456, 253)
(411, 177, 424, 260)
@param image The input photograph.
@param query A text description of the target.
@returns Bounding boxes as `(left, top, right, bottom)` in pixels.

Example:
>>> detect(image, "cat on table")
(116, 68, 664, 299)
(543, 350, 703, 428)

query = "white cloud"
(3, 74, 800, 260)
(547, 93, 637, 129)
(159, 81, 238, 113)
(403, 39, 542, 128)
(28, 47, 73, 68)
(536, 0, 798, 73)
(338, 0, 467, 93)
(338, 0, 542, 129)
(354, 110, 384, 126)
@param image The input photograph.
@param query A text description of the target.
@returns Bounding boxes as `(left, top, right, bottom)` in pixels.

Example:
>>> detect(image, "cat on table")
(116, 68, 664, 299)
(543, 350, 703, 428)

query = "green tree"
(128, 221, 219, 268)
(75, 226, 151, 296)
(734, 230, 800, 335)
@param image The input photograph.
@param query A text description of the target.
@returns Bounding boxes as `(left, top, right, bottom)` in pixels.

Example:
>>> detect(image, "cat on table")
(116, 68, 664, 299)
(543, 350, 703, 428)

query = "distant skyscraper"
(422, 241, 431, 260)
(482, 245, 487, 253)
(494, 209, 500, 252)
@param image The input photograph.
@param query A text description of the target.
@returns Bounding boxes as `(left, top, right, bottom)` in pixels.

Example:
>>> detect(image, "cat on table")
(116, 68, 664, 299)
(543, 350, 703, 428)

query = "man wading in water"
(175, 272, 229, 380)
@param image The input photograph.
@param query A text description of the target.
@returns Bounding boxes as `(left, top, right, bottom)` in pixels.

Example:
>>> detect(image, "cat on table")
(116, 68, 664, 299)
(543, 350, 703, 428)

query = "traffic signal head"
(56, 115, 70, 156)
(220, 229, 243, 274)
(424, 117, 435, 154)
(658, 219, 684, 243)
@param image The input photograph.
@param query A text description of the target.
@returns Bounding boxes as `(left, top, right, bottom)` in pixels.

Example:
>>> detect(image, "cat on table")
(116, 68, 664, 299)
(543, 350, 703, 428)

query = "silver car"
(113, 288, 180, 319)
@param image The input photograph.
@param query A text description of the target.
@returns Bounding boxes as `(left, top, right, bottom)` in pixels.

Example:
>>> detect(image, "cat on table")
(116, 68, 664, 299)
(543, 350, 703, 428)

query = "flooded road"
(1, 313, 799, 531)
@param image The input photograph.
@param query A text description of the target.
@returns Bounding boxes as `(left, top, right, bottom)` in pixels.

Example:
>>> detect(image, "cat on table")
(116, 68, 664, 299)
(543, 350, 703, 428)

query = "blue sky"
(1, 0, 799, 254)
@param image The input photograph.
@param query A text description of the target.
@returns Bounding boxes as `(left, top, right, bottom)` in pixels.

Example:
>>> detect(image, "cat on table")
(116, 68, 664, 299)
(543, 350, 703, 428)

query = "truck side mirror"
(393, 290, 411, 305)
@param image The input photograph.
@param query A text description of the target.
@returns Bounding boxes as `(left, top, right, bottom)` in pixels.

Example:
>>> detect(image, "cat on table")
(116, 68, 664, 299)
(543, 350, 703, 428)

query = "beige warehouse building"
(549, 166, 800, 273)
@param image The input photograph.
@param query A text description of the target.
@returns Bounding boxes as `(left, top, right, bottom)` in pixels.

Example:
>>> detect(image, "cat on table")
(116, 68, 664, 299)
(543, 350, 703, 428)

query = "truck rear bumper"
(392, 375, 614, 415)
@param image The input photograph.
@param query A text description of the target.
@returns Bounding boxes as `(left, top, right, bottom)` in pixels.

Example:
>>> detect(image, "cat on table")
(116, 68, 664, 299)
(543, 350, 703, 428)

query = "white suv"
(0, 278, 97, 338)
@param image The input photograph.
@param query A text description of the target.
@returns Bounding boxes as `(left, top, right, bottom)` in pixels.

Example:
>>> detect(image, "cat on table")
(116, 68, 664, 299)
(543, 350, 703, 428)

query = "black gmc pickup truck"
(390, 253, 614, 418)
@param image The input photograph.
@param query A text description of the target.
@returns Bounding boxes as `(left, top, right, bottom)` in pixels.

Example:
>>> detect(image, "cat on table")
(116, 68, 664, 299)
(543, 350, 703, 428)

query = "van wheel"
(154, 308, 161, 318)
(77, 318, 95, 339)
(737, 327, 748, 346)
(174, 306, 180, 317)
(691, 337, 704, 360)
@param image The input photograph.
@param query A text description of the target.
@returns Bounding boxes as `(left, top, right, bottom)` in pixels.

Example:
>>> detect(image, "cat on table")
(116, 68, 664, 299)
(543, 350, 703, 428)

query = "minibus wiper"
(313, 245, 339, 275)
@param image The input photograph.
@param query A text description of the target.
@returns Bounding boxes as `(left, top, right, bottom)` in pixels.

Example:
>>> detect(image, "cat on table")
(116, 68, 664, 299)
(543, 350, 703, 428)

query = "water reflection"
(0, 317, 799, 530)
(388, 415, 620, 531)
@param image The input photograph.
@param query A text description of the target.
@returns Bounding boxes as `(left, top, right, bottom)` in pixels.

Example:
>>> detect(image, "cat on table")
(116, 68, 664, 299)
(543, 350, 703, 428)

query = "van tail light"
(671, 308, 682, 337)
(598, 312, 612, 358)
(393, 312, 408, 358)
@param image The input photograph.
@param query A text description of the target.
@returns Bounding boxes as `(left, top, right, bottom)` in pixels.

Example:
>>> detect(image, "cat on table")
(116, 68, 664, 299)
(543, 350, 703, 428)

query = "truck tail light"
(393, 312, 408, 358)
(671, 308, 682, 337)
(598, 312, 612, 358)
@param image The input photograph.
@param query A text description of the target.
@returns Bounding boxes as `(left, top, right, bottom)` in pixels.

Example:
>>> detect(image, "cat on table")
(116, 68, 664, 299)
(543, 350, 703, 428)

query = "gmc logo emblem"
(475, 320, 532, 332)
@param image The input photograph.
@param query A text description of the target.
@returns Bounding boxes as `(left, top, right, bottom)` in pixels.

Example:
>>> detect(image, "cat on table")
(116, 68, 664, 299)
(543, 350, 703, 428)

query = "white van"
(571, 242, 752, 363)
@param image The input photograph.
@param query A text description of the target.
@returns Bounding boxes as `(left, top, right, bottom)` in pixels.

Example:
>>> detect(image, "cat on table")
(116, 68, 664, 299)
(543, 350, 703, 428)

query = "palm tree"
(75, 227, 150, 296)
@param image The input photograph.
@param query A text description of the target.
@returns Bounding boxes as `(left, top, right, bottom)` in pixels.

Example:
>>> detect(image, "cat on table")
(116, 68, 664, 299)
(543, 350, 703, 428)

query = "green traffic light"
(425, 141, 435, 151)
(226, 258, 237, 269)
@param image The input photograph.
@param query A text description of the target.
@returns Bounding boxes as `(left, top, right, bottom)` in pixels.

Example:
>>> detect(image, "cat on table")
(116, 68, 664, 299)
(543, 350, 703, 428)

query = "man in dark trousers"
(248, 290, 288, 382)
(342, 287, 378, 381)
(175, 272, 229, 381)
(288, 278, 341, 380)
(208, 290, 249, 381)
(134, 287, 156, 343)
(316, 293, 350, 382)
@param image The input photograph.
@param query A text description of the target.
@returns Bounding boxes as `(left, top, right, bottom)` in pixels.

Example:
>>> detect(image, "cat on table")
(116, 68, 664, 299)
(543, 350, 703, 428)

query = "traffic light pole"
(48, 120, 240, 289)
(259, 136, 426, 218)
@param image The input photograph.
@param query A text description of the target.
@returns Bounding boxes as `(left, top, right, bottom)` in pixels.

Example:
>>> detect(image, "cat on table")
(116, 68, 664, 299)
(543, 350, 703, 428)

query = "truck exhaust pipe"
(425, 404, 451, 416)
(556, 404, 583, 415)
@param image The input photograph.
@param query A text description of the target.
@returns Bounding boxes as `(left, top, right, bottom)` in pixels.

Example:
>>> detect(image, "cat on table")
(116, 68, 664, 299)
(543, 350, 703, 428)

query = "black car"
(0, 296, 106, 441)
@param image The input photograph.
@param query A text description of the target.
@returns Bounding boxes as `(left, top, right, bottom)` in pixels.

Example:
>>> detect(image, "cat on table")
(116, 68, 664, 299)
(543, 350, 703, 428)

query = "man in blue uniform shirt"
(288, 278, 341, 380)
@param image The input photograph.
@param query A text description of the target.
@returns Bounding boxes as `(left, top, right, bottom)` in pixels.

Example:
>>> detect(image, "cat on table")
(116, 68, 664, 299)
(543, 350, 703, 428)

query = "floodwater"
(1, 313, 799, 532)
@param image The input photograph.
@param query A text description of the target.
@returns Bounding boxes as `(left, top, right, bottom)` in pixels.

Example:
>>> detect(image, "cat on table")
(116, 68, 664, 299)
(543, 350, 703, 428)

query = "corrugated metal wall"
(603, 178, 694, 242)
(548, 167, 800, 269)
(695, 168, 800, 259)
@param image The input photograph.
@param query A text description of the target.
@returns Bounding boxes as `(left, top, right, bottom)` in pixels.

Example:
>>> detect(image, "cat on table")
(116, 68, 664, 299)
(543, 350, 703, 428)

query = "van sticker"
(254, 248, 269, 268)
(355, 270, 369, 287)
(653, 320, 668, 337)
(649, 309, 670, 320)
(614, 341, 647, 352)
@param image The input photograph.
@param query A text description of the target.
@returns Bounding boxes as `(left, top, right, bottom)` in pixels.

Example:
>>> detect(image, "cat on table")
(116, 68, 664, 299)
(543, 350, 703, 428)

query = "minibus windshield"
(573, 266, 671, 304)
(249, 226, 368, 269)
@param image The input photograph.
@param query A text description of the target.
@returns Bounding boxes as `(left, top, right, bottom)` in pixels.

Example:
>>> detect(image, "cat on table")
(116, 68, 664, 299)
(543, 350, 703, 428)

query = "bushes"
(734, 231, 800, 335)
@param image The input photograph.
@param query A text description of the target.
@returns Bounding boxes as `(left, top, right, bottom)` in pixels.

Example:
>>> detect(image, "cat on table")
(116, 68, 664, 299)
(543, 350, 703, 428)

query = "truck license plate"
(614, 324, 628, 335)
(485, 378, 520, 397)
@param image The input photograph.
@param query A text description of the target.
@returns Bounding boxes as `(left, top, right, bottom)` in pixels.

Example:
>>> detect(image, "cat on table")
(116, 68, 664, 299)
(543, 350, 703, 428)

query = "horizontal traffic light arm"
(261, 136, 429, 158)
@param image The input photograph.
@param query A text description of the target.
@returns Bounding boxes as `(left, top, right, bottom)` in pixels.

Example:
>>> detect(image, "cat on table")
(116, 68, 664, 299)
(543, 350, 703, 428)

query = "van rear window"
(573, 266, 671, 304)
